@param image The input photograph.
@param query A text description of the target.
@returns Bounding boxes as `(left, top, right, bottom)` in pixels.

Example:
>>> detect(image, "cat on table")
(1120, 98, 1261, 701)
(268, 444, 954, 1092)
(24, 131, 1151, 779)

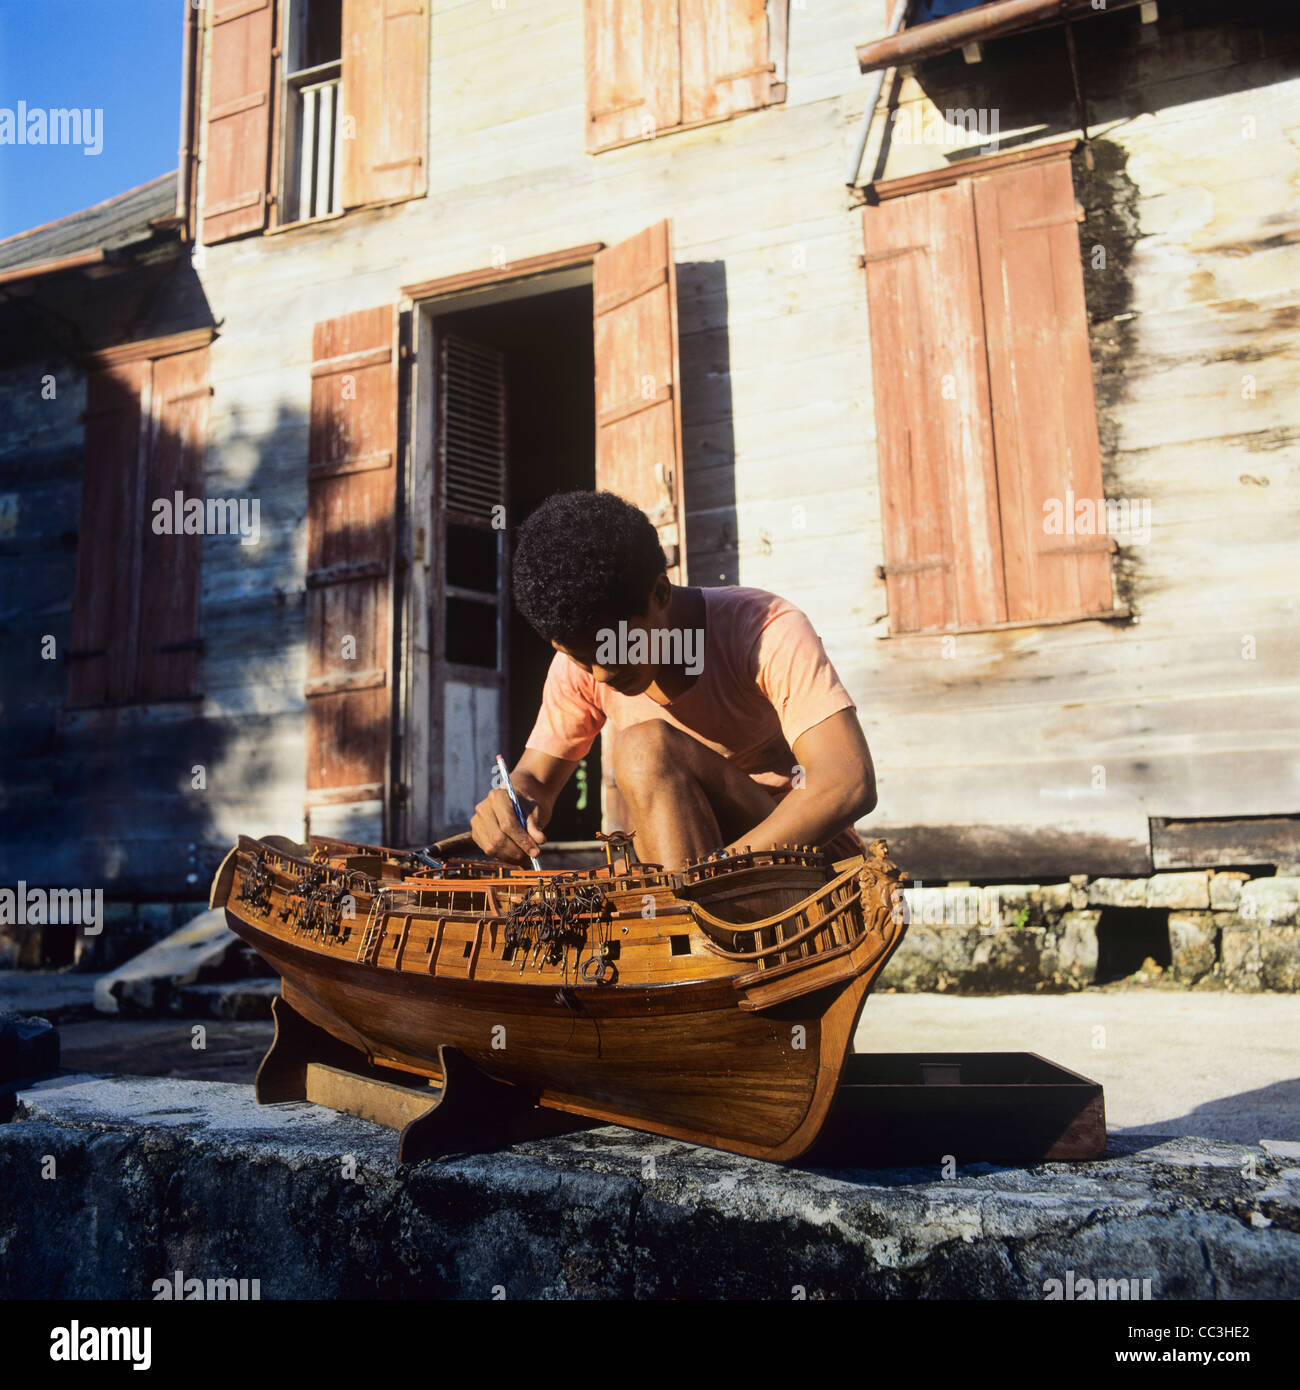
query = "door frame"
(398, 244, 605, 846)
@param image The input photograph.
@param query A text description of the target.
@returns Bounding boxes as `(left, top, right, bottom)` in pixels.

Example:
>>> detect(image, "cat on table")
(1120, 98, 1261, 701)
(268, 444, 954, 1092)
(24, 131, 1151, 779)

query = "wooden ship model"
(210, 829, 910, 1162)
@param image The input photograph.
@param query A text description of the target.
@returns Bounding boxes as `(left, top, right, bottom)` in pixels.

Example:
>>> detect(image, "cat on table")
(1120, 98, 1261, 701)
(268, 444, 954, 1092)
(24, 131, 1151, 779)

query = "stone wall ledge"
(2, 1074, 1297, 1299)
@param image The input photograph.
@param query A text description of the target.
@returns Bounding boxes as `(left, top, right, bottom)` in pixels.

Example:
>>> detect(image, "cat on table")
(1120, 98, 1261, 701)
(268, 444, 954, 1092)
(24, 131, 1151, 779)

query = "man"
(471, 491, 877, 871)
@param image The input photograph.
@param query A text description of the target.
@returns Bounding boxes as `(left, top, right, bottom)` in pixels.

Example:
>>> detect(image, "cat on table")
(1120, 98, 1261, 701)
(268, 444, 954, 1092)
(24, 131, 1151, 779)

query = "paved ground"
(0, 969, 98, 1022)
(857, 992, 1300, 1142)
(55, 1018, 274, 1083)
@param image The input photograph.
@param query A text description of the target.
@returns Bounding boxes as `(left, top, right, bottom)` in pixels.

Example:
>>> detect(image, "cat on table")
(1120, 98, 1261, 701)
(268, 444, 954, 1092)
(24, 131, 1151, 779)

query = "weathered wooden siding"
(843, 3, 1300, 872)
(5, 1, 1294, 895)
(183, 0, 1300, 876)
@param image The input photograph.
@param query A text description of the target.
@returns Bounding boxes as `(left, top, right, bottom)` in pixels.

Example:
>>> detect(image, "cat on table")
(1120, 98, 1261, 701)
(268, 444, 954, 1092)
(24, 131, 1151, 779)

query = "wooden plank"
(134, 344, 209, 701)
(0, 249, 105, 287)
(304, 1061, 436, 1128)
(306, 305, 398, 828)
(203, 0, 273, 243)
(861, 183, 1005, 632)
(592, 218, 687, 578)
(69, 360, 146, 706)
(855, 0, 1147, 74)
(402, 242, 604, 300)
(973, 154, 1113, 624)
(1151, 816, 1300, 871)
(584, 0, 680, 152)
(869, 139, 1082, 202)
(681, 0, 774, 127)
(342, 0, 429, 207)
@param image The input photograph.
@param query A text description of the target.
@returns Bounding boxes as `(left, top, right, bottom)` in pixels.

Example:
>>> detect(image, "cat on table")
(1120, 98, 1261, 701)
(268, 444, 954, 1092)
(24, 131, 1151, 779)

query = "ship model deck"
(210, 829, 910, 1161)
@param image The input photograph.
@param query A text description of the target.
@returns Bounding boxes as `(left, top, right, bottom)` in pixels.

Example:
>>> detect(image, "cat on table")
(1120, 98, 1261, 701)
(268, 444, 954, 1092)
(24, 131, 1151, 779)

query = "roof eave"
(856, 0, 1151, 74)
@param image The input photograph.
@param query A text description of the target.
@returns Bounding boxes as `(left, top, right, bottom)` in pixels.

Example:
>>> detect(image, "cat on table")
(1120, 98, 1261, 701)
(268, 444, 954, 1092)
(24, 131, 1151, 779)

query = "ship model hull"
(212, 831, 909, 1161)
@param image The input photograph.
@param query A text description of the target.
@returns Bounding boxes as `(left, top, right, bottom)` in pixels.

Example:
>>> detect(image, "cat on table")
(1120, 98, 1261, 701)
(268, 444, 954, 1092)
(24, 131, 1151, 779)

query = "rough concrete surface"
(2, 1073, 1297, 1300)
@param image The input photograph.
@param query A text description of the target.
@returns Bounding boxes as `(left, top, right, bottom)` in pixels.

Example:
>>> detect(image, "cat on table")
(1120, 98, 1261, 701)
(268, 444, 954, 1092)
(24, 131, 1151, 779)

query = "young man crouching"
(471, 491, 877, 871)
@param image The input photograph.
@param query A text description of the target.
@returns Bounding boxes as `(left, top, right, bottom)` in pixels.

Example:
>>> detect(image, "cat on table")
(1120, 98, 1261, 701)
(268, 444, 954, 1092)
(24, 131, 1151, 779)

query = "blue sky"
(0, 0, 181, 241)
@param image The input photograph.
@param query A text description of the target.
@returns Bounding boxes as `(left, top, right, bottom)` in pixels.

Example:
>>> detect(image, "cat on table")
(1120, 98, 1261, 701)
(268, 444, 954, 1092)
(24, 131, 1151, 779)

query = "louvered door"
(433, 332, 508, 835)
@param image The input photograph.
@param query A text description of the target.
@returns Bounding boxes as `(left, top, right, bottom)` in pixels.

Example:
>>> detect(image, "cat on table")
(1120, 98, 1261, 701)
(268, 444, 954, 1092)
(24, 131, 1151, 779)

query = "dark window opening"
(301, 0, 342, 69)
(446, 522, 500, 594)
(669, 934, 692, 956)
(445, 597, 498, 668)
(1095, 909, 1171, 984)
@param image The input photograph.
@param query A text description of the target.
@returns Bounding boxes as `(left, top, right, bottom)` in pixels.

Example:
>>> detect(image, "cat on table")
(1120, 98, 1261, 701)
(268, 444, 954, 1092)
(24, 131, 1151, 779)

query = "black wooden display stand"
(256, 994, 591, 1162)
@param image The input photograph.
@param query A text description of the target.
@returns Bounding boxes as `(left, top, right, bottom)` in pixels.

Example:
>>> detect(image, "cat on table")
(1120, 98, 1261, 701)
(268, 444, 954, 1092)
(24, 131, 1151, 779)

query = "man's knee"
(612, 721, 694, 792)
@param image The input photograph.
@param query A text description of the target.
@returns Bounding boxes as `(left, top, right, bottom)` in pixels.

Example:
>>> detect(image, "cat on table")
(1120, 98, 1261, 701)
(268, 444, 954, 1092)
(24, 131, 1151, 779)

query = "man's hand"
(471, 788, 548, 866)
(468, 749, 579, 866)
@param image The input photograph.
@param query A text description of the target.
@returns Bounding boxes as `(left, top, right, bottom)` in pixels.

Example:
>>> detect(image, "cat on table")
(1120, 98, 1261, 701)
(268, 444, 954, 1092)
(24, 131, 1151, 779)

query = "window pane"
(446, 597, 498, 668)
(446, 522, 499, 594)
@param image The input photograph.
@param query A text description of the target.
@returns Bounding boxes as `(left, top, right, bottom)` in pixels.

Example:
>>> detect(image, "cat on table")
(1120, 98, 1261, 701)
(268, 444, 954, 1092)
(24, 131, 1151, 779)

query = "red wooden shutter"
(862, 184, 1006, 633)
(972, 156, 1113, 623)
(680, 0, 776, 127)
(202, 0, 274, 243)
(593, 219, 687, 581)
(135, 346, 209, 702)
(305, 306, 399, 840)
(592, 220, 687, 834)
(584, 0, 682, 152)
(69, 362, 146, 706)
(342, 0, 429, 208)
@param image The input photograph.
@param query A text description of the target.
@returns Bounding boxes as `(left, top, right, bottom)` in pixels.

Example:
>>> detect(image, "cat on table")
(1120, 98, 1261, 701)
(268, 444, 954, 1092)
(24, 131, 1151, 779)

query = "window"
(68, 334, 212, 707)
(438, 333, 507, 673)
(584, 0, 789, 153)
(283, 0, 343, 222)
(862, 146, 1116, 635)
(201, 0, 428, 244)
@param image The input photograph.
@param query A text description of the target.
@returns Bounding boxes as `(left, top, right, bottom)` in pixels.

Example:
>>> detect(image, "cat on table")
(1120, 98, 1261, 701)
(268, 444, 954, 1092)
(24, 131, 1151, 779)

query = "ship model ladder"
(356, 893, 388, 965)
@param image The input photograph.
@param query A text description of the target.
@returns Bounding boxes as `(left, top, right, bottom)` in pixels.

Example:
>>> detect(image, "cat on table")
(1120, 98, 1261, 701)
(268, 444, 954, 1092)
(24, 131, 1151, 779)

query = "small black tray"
(802, 1051, 1106, 1167)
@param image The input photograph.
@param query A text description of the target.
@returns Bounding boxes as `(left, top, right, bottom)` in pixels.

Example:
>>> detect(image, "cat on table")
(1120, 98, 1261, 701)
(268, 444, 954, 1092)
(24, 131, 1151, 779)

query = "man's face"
(551, 575, 671, 698)
(553, 616, 657, 697)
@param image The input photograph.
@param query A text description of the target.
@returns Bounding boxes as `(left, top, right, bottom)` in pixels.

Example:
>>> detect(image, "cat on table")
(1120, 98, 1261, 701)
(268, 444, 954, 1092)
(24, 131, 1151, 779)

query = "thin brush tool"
(495, 753, 541, 870)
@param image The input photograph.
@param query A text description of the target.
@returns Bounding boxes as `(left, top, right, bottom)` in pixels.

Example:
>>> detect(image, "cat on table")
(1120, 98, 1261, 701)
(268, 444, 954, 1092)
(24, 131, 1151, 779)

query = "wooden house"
(0, 0, 1296, 939)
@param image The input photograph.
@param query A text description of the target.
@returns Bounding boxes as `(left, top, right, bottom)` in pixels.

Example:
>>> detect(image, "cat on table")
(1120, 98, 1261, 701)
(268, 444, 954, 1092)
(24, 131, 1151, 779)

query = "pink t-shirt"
(524, 586, 856, 791)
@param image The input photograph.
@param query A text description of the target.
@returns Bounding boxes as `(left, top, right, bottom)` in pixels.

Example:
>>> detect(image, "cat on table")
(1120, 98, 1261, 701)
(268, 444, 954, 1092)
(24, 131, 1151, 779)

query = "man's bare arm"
(470, 748, 580, 864)
(721, 709, 877, 854)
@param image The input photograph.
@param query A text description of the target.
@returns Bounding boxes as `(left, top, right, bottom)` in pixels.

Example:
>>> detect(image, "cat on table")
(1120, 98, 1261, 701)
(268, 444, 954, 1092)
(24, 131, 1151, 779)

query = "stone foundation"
(880, 875, 1300, 993)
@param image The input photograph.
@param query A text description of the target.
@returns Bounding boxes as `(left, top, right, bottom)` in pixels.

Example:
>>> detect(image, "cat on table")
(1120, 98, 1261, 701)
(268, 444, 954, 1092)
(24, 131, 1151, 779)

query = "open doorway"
(422, 278, 598, 843)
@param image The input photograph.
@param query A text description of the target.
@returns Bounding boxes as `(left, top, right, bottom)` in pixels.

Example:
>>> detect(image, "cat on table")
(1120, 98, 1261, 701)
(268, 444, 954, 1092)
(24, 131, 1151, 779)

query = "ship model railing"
(679, 843, 827, 883)
(687, 840, 907, 1010)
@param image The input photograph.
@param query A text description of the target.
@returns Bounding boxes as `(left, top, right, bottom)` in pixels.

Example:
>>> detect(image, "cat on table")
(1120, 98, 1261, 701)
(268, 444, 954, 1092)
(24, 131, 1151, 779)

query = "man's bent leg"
(611, 722, 775, 871)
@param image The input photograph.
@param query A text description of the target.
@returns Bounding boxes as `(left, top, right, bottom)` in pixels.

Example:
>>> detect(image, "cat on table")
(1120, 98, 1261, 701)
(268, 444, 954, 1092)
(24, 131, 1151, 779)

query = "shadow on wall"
(873, 0, 1298, 179)
(0, 379, 314, 951)
(676, 260, 738, 589)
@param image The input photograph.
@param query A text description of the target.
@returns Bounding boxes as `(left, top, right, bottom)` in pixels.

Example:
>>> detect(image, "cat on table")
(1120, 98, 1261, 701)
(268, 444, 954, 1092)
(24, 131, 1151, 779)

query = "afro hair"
(512, 490, 667, 646)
